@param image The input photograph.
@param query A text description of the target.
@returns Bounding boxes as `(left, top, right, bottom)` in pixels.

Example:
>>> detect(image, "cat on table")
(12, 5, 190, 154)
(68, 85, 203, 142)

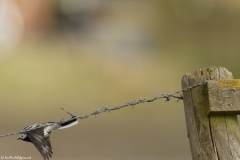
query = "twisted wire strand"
(0, 81, 206, 138)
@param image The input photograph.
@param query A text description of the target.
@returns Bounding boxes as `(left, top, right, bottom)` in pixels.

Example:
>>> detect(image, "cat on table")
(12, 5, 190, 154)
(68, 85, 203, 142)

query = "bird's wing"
(27, 127, 53, 160)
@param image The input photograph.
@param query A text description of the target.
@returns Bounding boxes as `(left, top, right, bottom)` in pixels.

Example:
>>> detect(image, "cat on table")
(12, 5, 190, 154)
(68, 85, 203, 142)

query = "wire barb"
(0, 81, 206, 138)
(60, 106, 77, 117)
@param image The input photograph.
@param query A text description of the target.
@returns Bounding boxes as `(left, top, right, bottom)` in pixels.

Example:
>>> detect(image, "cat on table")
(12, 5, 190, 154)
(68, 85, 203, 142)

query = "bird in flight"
(17, 118, 78, 160)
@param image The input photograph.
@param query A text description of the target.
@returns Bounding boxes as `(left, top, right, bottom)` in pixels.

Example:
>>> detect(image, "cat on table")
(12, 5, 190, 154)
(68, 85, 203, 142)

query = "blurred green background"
(1, 0, 240, 160)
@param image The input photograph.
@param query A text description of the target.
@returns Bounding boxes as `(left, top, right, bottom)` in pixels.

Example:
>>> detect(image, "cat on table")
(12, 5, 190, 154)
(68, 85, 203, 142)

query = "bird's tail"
(59, 118, 78, 129)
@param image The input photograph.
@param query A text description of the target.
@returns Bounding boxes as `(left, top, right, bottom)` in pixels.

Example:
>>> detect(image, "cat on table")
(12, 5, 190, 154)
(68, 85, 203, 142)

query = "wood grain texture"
(207, 79, 240, 115)
(182, 66, 240, 160)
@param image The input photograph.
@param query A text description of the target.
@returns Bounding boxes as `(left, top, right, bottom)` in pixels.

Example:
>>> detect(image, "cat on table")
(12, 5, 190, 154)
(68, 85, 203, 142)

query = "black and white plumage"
(17, 118, 78, 160)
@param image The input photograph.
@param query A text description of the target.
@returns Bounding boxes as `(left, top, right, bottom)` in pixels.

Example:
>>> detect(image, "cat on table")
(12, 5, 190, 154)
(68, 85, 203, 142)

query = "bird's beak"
(17, 138, 20, 140)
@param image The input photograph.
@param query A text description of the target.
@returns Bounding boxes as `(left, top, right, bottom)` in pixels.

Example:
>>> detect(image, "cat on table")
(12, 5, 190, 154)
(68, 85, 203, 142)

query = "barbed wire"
(0, 80, 206, 138)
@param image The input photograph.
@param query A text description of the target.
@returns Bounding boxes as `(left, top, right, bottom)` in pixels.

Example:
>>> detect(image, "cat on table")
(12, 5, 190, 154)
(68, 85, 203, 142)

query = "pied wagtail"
(17, 117, 78, 160)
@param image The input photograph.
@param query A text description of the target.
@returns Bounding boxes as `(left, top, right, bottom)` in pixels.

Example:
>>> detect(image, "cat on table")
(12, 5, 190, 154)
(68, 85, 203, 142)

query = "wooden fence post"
(181, 66, 240, 160)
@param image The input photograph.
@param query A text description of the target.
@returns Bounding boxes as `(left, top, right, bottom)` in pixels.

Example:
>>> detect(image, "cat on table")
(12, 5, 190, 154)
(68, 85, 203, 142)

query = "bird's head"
(17, 133, 27, 140)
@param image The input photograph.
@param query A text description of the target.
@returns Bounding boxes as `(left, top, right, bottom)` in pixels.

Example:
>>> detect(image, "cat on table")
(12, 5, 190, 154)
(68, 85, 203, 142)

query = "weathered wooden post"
(181, 66, 240, 160)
